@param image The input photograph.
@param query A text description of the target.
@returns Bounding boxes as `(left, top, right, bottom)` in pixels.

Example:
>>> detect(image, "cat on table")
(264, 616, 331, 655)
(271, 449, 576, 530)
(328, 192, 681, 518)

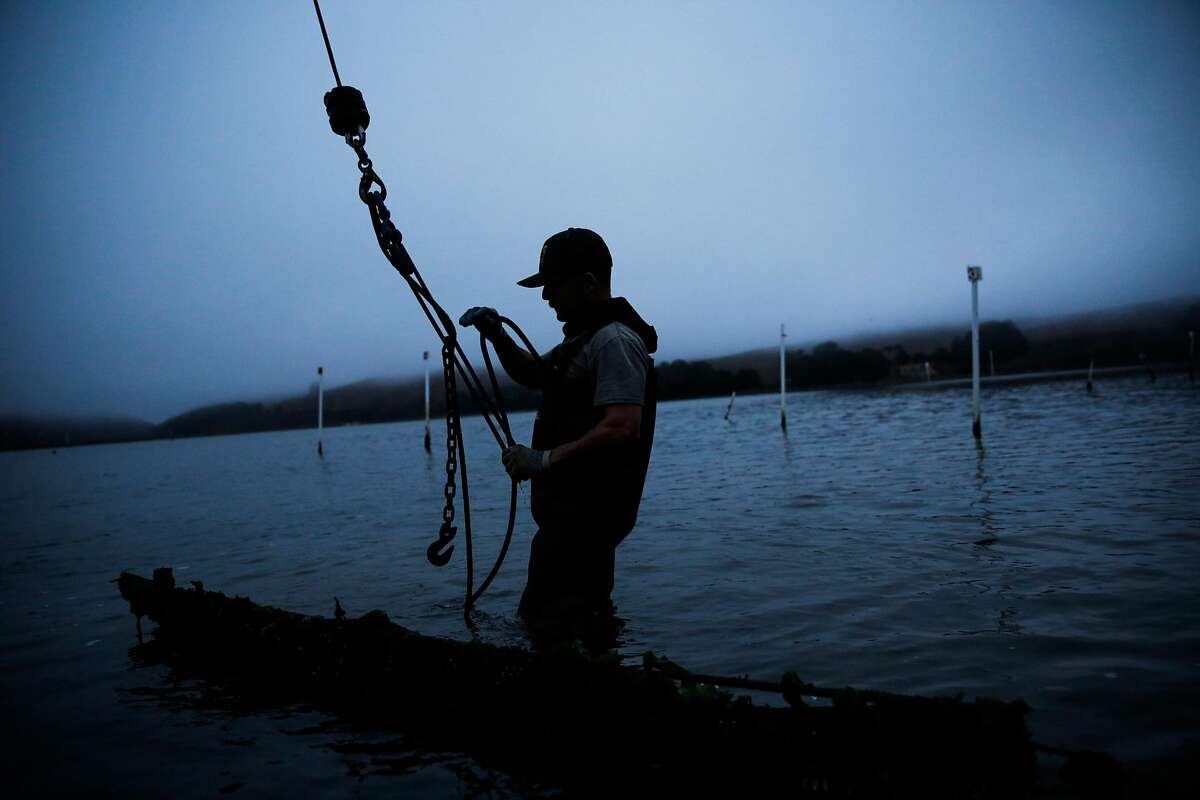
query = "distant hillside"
(0, 415, 157, 452)
(709, 295, 1199, 381)
(1018, 298, 1197, 340)
(845, 296, 1197, 350)
(4, 295, 1195, 451)
(155, 374, 542, 441)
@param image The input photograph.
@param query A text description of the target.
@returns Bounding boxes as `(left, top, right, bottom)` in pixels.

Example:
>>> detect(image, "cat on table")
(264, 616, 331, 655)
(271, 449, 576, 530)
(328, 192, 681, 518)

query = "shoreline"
(3, 363, 1193, 453)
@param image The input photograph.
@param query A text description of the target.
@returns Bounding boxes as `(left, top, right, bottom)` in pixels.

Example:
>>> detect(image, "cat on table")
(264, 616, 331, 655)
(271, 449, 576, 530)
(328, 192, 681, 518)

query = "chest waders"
(531, 319, 658, 545)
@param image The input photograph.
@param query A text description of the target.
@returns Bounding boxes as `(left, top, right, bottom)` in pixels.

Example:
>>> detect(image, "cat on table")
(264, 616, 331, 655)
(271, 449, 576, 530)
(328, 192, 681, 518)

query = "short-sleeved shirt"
(545, 322, 650, 407)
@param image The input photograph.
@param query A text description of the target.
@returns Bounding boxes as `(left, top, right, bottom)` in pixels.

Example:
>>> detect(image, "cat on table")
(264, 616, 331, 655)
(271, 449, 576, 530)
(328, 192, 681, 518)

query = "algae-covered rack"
(118, 569, 1040, 797)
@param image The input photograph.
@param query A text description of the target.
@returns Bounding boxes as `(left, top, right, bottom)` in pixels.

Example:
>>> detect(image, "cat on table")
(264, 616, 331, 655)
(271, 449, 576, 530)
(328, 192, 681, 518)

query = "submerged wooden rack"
(118, 568, 1040, 797)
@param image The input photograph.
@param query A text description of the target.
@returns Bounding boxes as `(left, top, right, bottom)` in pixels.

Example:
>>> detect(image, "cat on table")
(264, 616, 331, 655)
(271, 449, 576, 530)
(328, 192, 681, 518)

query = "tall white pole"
(967, 266, 982, 440)
(724, 390, 736, 421)
(423, 351, 431, 451)
(779, 323, 787, 431)
(317, 366, 324, 457)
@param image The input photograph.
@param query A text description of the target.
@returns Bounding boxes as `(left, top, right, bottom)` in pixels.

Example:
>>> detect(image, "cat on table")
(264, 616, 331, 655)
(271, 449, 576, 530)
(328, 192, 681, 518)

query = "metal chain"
(342, 130, 464, 568)
(348, 132, 389, 207)
(425, 343, 459, 566)
(315, 4, 525, 611)
(441, 345, 459, 525)
(348, 132, 373, 178)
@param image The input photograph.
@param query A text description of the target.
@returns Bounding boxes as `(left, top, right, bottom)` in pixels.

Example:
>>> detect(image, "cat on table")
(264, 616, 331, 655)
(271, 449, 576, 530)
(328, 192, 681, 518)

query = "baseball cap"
(517, 228, 612, 288)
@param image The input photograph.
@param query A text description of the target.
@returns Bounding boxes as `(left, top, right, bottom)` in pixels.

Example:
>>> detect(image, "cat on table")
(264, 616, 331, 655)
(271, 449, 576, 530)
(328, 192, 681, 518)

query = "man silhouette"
(461, 228, 657, 640)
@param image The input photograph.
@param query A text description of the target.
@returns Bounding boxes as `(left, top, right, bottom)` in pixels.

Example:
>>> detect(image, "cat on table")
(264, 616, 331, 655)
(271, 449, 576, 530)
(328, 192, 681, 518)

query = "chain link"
(440, 344, 459, 529)
(346, 133, 387, 205)
(425, 344, 460, 566)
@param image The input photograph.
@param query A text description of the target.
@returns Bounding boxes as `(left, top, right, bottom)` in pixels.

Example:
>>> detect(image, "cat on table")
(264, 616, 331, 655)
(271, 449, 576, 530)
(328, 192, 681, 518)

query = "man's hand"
(502, 444, 551, 482)
(459, 306, 503, 343)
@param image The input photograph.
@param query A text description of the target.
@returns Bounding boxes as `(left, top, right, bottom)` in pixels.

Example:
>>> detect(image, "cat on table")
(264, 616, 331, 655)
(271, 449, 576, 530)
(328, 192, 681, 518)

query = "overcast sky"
(2, 1, 1197, 422)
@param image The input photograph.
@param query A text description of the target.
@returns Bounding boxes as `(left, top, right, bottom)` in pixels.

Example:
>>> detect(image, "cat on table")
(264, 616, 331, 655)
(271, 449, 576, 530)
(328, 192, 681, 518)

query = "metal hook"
(426, 522, 457, 567)
(426, 539, 454, 567)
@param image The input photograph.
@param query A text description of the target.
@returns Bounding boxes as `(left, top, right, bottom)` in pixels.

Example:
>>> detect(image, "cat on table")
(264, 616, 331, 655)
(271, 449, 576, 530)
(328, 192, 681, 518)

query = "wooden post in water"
(989, 349, 995, 377)
(1087, 359, 1094, 393)
(317, 366, 325, 457)
(967, 266, 983, 440)
(724, 390, 736, 421)
(779, 323, 787, 431)
(423, 351, 431, 451)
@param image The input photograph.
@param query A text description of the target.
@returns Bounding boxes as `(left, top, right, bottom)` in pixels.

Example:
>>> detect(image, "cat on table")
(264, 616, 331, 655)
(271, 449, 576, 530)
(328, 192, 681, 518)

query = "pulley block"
(323, 85, 371, 137)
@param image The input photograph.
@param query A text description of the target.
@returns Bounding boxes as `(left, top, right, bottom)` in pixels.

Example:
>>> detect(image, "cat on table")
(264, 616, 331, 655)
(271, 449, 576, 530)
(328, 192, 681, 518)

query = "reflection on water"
(116, 657, 545, 798)
(973, 444, 998, 546)
(1, 372, 1198, 795)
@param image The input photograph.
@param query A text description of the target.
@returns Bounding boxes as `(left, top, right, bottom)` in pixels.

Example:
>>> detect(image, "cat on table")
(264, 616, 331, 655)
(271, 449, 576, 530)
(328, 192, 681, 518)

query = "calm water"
(2, 373, 1198, 796)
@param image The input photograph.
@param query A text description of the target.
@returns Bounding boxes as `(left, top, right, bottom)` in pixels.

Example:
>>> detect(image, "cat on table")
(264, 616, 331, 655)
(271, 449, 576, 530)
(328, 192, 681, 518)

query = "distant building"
(898, 363, 936, 381)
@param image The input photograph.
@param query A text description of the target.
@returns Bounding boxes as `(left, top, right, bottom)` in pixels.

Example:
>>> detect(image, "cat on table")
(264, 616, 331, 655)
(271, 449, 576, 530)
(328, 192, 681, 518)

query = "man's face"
(541, 272, 594, 322)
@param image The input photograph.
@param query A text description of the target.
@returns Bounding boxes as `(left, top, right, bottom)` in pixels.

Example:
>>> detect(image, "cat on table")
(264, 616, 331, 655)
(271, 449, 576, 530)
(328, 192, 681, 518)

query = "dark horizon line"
(3, 291, 1196, 428)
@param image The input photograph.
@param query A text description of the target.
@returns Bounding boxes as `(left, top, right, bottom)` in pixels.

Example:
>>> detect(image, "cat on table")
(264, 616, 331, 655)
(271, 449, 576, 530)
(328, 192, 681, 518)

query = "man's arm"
(460, 307, 542, 388)
(491, 332, 543, 389)
(501, 326, 649, 481)
(548, 329, 647, 466)
(547, 403, 641, 467)
(501, 404, 642, 480)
